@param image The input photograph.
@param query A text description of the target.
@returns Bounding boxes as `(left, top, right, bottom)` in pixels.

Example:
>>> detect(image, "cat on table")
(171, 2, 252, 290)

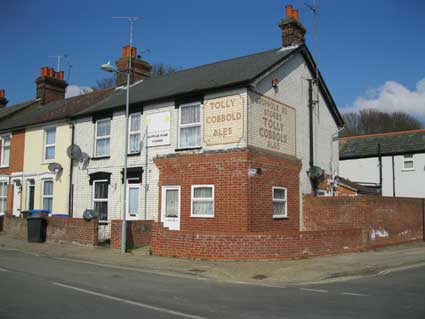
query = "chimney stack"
(279, 4, 306, 47)
(0, 90, 8, 108)
(115, 45, 152, 86)
(35, 67, 68, 105)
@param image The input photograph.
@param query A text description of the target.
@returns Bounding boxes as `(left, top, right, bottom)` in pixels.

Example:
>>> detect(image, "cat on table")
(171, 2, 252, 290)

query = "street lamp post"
(101, 17, 139, 254)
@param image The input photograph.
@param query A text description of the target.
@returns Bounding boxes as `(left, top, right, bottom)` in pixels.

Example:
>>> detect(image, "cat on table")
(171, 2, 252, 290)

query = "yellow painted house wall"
(22, 121, 72, 214)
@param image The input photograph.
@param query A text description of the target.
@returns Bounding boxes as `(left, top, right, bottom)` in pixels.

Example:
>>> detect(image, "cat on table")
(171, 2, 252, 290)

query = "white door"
(161, 186, 180, 230)
(126, 184, 140, 220)
(12, 183, 21, 217)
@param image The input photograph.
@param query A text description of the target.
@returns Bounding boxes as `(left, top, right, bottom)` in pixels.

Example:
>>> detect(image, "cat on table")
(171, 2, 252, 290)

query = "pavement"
(1, 232, 425, 287)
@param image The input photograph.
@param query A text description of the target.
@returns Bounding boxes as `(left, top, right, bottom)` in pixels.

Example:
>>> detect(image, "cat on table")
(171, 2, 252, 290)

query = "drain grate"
(189, 268, 206, 273)
(252, 274, 268, 280)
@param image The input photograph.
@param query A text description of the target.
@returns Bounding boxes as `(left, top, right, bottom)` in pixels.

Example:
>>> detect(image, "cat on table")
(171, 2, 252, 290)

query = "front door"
(161, 186, 180, 230)
(126, 183, 140, 220)
(12, 182, 21, 217)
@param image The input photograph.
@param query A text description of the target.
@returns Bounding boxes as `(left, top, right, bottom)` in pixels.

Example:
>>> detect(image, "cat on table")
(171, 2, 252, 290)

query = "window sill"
(0, 165, 9, 169)
(273, 215, 288, 219)
(190, 214, 214, 218)
(402, 168, 415, 172)
(127, 152, 141, 157)
(175, 147, 202, 152)
(98, 220, 109, 225)
(91, 156, 111, 161)
(41, 160, 55, 164)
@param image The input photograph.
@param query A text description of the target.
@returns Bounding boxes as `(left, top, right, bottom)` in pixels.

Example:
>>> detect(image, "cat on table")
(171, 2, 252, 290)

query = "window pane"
(43, 198, 53, 212)
(45, 128, 56, 145)
(130, 114, 140, 132)
(3, 137, 10, 147)
(273, 188, 286, 200)
(97, 120, 110, 137)
(0, 198, 6, 213)
(43, 181, 53, 196)
(165, 189, 178, 217)
(181, 104, 200, 124)
(94, 202, 108, 221)
(273, 202, 286, 216)
(128, 187, 139, 215)
(2, 147, 9, 165)
(45, 146, 55, 160)
(193, 201, 213, 215)
(94, 182, 108, 199)
(129, 134, 141, 153)
(0, 183, 7, 196)
(180, 126, 200, 148)
(96, 138, 110, 156)
(194, 187, 212, 198)
(404, 161, 413, 169)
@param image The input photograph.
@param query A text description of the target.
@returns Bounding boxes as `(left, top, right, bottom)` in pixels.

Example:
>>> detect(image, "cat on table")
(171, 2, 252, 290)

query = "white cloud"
(65, 85, 93, 98)
(343, 78, 425, 116)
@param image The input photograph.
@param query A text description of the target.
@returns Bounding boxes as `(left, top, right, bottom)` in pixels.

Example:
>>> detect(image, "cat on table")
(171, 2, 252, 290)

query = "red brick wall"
(2, 215, 98, 246)
(154, 148, 301, 233)
(151, 222, 362, 260)
(303, 196, 424, 248)
(110, 220, 154, 249)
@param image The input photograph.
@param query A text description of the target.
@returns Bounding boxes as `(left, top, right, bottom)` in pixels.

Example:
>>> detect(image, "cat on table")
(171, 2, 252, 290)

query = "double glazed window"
(191, 185, 214, 217)
(129, 114, 141, 154)
(272, 187, 287, 218)
(42, 180, 53, 212)
(95, 119, 111, 157)
(0, 181, 7, 214)
(179, 103, 201, 148)
(44, 127, 56, 161)
(403, 154, 414, 170)
(93, 181, 108, 222)
(1, 135, 10, 167)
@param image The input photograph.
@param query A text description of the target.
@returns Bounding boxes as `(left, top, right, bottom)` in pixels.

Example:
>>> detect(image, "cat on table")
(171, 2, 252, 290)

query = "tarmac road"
(0, 249, 424, 319)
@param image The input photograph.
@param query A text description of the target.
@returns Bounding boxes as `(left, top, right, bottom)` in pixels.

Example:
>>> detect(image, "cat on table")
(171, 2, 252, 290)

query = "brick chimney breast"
(279, 4, 307, 47)
(0, 89, 8, 108)
(115, 45, 152, 87)
(35, 67, 68, 105)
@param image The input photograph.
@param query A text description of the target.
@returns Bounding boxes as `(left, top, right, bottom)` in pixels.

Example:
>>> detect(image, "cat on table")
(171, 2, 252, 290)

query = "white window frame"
(162, 185, 181, 218)
(94, 119, 111, 157)
(272, 186, 287, 218)
(43, 126, 56, 162)
(402, 154, 414, 171)
(127, 182, 140, 218)
(179, 102, 201, 149)
(128, 113, 141, 154)
(1, 134, 11, 168)
(41, 179, 54, 212)
(0, 180, 8, 214)
(93, 180, 109, 223)
(191, 185, 215, 218)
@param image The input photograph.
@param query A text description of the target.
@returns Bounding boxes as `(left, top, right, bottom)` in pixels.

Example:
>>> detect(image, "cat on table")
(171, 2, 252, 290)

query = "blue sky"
(1, 0, 424, 119)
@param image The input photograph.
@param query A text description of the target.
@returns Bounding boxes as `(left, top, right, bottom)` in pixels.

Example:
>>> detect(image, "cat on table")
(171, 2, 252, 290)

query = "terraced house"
(69, 5, 343, 241)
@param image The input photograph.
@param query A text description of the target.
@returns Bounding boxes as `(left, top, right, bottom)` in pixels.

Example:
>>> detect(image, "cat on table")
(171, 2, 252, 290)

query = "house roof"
(76, 45, 344, 127)
(0, 88, 113, 132)
(0, 99, 38, 121)
(336, 176, 380, 195)
(339, 129, 425, 160)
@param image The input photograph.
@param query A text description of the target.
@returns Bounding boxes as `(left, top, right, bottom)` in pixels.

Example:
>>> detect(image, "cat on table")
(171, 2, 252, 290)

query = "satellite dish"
(308, 165, 324, 180)
(67, 144, 82, 161)
(83, 209, 98, 222)
(48, 162, 63, 174)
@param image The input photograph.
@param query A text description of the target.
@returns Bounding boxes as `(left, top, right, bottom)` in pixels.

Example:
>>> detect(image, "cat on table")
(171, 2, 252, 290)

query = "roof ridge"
(339, 128, 425, 140)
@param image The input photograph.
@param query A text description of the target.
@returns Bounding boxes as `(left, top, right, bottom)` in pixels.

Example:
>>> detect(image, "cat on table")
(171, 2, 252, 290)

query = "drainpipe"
(308, 79, 316, 195)
(68, 123, 74, 217)
(378, 143, 382, 195)
(422, 199, 425, 242)
(392, 155, 395, 197)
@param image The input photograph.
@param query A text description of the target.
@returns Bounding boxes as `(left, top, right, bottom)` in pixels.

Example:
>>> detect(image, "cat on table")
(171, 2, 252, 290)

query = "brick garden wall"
(303, 196, 425, 248)
(2, 215, 98, 246)
(110, 220, 154, 249)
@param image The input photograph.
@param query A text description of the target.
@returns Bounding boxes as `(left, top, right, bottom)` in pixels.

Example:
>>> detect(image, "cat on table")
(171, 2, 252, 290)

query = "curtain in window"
(94, 202, 108, 221)
(45, 146, 55, 160)
(94, 181, 108, 221)
(180, 126, 200, 148)
(193, 187, 213, 215)
(130, 115, 140, 131)
(96, 139, 110, 157)
(43, 181, 53, 196)
(129, 134, 141, 153)
(194, 187, 212, 198)
(2, 137, 10, 166)
(193, 202, 213, 215)
(43, 198, 53, 212)
(94, 182, 108, 199)
(128, 187, 139, 216)
(97, 120, 110, 137)
(273, 188, 286, 200)
(0, 182, 7, 213)
(181, 105, 200, 124)
(165, 189, 178, 217)
(273, 202, 286, 216)
(46, 128, 56, 144)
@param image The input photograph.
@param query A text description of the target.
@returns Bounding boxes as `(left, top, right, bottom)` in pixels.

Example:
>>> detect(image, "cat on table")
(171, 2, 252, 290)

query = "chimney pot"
(0, 89, 8, 108)
(116, 45, 151, 86)
(0, 90, 4, 98)
(40, 66, 49, 76)
(293, 9, 299, 21)
(285, 4, 293, 18)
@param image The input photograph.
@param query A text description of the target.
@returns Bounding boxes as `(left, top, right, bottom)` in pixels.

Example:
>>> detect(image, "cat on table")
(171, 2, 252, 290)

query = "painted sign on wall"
(146, 111, 171, 147)
(203, 94, 245, 146)
(248, 92, 296, 156)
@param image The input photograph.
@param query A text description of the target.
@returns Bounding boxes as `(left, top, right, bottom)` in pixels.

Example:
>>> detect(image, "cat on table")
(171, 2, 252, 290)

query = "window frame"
(190, 184, 215, 218)
(402, 154, 414, 171)
(272, 186, 288, 218)
(162, 185, 181, 219)
(41, 179, 54, 212)
(93, 179, 109, 223)
(43, 126, 56, 162)
(178, 102, 202, 149)
(94, 119, 111, 158)
(0, 134, 11, 168)
(0, 180, 8, 214)
(127, 181, 140, 217)
(128, 113, 141, 154)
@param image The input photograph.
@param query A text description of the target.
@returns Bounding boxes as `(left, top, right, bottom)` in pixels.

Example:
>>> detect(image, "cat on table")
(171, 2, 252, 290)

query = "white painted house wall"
(252, 52, 340, 194)
(339, 153, 425, 198)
